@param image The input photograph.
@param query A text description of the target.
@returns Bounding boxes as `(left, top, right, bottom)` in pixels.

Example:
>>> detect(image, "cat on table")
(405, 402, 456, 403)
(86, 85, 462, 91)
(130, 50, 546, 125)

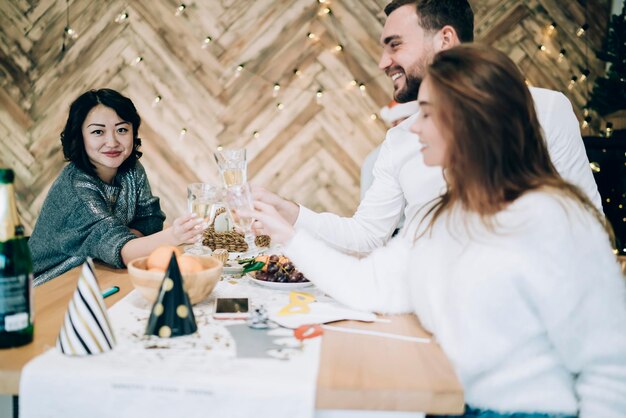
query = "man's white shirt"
(295, 87, 602, 255)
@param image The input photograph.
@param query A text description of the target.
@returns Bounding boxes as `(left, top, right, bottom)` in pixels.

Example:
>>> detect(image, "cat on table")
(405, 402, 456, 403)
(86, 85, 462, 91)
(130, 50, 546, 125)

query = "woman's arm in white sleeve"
(282, 229, 414, 314)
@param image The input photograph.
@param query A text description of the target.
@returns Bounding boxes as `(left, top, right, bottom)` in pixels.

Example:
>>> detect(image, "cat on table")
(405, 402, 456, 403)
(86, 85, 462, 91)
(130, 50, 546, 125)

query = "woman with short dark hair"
(29, 89, 202, 285)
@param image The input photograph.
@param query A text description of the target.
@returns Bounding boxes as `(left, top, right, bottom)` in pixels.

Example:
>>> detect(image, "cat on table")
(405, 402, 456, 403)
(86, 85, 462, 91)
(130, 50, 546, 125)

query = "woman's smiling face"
(411, 77, 448, 167)
(81, 104, 133, 183)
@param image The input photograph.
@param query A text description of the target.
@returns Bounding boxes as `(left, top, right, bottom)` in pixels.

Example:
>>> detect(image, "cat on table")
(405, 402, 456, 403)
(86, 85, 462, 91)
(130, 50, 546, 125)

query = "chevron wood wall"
(0, 0, 611, 233)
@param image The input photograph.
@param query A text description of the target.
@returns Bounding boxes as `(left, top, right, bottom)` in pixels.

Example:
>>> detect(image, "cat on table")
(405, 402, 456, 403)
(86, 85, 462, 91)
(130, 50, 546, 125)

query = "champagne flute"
(213, 147, 247, 187)
(223, 183, 257, 256)
(186, 183, 221, 255)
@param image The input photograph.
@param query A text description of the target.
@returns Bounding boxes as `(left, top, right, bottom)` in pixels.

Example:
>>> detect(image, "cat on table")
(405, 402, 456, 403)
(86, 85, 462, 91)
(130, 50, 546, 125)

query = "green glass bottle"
(0, 168, 34, 348)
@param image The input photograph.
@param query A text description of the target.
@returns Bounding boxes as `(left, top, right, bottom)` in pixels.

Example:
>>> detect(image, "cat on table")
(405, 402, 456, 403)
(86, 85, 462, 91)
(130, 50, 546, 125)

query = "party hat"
(56, 258, 116, 356)
(145, 254, 197, 338)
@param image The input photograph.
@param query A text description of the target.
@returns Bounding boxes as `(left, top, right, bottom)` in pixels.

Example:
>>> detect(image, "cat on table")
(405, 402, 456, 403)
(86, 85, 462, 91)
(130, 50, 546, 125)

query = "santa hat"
(379, 100, 419, 125)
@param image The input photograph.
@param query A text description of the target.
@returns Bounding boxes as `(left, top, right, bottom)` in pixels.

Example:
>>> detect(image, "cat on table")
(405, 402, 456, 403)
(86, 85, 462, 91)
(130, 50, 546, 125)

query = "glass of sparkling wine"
(186, 183, 221, 255)
(213, 147, 247, 187)
(223, 183, 257, 256)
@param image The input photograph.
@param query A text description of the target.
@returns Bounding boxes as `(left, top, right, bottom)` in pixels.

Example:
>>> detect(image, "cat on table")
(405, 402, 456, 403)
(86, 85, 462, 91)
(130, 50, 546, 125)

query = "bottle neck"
(0, 183, 20, 242)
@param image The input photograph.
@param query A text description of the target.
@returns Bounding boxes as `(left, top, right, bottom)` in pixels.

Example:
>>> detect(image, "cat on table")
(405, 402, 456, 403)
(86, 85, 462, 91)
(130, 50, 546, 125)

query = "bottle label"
(0, 273, 33, 332)
(5, 312, 28, 331)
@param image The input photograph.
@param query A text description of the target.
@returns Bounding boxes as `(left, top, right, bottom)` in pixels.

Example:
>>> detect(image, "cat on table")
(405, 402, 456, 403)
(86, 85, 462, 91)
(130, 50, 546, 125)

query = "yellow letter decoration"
(278, 291, 316, 316)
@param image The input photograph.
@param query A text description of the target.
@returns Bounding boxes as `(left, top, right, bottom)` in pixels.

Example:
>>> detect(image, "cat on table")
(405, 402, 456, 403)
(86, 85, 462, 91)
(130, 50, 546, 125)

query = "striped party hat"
(56, 258, 116, 356)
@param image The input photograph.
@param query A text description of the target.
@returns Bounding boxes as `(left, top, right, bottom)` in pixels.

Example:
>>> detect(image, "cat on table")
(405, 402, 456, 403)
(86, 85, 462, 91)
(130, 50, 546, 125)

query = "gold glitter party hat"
(145, 253, 197, 338)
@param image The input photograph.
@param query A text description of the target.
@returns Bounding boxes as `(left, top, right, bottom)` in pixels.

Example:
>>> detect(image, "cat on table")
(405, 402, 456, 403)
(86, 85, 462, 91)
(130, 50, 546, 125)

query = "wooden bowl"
(127, 255, 223, 305)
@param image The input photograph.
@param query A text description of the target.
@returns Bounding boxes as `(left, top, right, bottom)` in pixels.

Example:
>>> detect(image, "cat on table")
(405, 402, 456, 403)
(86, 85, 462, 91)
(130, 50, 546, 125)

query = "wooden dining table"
(0, 263, 464, 415)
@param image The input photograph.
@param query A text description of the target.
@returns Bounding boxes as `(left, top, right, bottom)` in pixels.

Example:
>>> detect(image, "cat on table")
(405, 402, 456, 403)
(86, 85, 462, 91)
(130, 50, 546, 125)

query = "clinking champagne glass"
(223, 183, 257, 256)
(186, 183, 221, 255)
(213, 147, 247, 187)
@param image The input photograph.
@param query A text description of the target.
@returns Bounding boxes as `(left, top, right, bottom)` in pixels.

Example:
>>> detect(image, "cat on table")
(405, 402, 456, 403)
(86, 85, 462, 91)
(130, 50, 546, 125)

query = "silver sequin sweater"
(29, 162, 165, 286)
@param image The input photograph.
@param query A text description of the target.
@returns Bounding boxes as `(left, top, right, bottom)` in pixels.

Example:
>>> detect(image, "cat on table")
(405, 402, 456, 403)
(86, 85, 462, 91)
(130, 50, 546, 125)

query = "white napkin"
(269, 301, 376, 329)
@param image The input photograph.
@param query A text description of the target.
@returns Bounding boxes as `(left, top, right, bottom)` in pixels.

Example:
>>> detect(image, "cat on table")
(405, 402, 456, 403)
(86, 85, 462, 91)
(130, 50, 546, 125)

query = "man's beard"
(394, 73, 421, 103)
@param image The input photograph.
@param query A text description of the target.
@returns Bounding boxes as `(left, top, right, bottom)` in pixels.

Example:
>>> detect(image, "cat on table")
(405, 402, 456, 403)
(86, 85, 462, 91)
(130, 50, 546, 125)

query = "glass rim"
(213, 148, 246, 164)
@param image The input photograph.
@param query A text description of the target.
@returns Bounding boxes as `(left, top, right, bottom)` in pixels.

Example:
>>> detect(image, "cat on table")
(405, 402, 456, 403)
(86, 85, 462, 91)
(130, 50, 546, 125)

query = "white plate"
(248, 275, 313, 290)
(222, 261, 244, 277)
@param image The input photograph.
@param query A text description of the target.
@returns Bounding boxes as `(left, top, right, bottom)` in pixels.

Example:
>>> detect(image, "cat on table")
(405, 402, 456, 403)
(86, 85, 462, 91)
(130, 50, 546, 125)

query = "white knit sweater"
(284, 191, 626, 417)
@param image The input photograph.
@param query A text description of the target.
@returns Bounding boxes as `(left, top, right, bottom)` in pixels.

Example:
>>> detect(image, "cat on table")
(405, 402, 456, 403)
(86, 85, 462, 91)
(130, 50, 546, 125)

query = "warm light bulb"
(273, 83, 281, 97)
(580, 69, 590, 82)
(252, 131, 260, 138)
(557, 49, 566, 63)
(568, 76, 577, 90)
(370, 114, 377, 120)
(115, 11, 129, 23)
(202, 36, 212, 48)
(606, 122, 614, 138)
(65, 26, 78, 40)
(235, 64, 244, 78)
(175, 4, 186, 16)
(538, 44, 546, 52)
(576, 23, 588, 37)
(276, 103, 284, 111)
(132, 56, 143, 66)
(316, 90, 323, 104)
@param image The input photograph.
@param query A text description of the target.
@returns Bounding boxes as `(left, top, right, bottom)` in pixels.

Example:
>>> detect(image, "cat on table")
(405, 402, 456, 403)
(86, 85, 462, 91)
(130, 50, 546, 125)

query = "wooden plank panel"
(0, 0, 612, 232)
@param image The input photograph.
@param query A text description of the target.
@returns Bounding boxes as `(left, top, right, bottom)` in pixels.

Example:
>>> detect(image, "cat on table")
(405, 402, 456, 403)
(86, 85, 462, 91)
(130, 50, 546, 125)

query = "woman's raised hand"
(238, 200, 296, 245)
(170, 213, 204, 245)
(250, 185, 300, 226)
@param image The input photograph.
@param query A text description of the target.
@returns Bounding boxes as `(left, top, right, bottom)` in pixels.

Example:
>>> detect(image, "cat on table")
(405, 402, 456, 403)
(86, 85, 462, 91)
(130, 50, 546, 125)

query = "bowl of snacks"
(127, 246, 223, 304)
(241, 254, 312, 289)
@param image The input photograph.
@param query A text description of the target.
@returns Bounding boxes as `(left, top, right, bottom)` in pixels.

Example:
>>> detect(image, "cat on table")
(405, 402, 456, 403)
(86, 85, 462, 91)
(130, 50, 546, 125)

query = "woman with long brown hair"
(245, 44, 626, 417)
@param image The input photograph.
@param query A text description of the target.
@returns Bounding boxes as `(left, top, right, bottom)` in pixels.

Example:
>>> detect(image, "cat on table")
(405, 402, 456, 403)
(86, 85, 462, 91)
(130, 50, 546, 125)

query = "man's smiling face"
(378, 4, 437, 103)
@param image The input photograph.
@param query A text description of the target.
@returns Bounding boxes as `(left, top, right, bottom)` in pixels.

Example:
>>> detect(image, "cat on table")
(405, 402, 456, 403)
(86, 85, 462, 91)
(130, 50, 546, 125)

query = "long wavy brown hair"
(416, 44, 609, 239)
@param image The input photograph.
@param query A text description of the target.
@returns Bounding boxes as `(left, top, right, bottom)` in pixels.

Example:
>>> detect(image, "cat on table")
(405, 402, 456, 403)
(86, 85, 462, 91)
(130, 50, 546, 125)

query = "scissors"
(294, 323, 323, 341)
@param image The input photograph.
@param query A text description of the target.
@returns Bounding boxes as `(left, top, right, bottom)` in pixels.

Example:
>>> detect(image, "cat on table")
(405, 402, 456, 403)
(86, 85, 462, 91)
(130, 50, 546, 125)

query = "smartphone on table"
(213, 298, 249, 319)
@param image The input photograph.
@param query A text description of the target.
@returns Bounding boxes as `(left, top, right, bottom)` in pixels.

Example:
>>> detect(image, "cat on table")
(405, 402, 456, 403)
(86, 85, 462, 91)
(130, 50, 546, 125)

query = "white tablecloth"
(20, 277, 326, 418)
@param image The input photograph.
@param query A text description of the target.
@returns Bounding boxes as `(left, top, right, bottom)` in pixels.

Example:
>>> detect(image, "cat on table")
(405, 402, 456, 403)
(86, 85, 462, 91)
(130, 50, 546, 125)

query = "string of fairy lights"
(61, 0, 386, 141)
(529, 5, 615, 138)
(61, 1, 612, 138)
